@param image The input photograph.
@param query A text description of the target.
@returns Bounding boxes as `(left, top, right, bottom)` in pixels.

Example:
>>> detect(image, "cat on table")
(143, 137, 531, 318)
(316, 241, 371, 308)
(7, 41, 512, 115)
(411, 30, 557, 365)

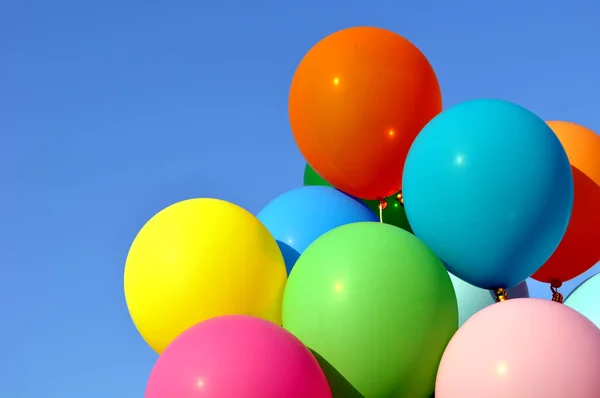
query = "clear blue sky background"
(2, 0, 599, 396)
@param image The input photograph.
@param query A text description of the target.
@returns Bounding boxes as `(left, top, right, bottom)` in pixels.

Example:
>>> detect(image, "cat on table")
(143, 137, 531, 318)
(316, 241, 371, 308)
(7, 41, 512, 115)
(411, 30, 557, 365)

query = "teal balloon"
(565, 272, 600, 327)
(402, 99, 574, 289)
(448, 273, 529, 326)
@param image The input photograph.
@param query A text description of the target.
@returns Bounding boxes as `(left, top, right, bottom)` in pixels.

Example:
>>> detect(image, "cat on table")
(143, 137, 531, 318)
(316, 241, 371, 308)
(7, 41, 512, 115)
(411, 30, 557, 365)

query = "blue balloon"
(402, 99, 574, 289)
(448, 273, 529, 327)
(257, 186, 378, 274)
(565, 272, 600, 327)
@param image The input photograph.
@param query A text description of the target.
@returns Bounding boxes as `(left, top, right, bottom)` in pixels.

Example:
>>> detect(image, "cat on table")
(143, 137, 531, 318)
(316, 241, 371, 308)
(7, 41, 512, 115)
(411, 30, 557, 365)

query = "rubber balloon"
(290, 27, 442, 200)
(303, 164, 412, 232)
(435, 298, 600, 398)
(565, 272, 600, 327)
(257, 186, 377, 273)
(448, 273, 529, 326)
(145, 315, 331, 398)
(531, 121, 600, 286)
(124, 199, 287, 353)
(304, 164, 329, 187)
(283, 222, 458, 397)
(545, 121, 600, 185)
(403, 99, 574, 290)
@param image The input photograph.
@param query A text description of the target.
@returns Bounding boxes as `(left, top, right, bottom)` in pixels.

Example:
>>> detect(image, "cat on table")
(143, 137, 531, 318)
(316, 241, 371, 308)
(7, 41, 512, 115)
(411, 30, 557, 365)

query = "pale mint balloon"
(448, 273, 529, 326)
(565, 273, 600, 327)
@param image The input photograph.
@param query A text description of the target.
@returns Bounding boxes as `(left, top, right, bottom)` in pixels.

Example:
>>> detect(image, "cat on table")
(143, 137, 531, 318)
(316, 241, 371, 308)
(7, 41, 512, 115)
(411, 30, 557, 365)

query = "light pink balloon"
(145, 315, 331, 398)
(436, 298, 600, 398)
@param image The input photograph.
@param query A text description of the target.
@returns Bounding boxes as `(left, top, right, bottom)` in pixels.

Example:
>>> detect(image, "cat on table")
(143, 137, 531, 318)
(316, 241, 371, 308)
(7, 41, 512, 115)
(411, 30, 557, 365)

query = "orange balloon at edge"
(546, 121, 600, 186)
(531, 121, 600, 284)
(289, 26, 442, 200)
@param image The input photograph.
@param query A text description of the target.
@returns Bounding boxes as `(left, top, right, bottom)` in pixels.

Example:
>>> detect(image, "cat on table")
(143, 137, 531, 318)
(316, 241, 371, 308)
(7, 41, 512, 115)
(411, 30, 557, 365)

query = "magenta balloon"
(145, 315, 331, 398)
(436, 298, 600, 398)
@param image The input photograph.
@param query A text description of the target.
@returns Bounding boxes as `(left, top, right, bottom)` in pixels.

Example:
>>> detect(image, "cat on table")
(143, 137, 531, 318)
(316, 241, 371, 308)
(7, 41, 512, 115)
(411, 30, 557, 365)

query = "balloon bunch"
(124, 26, 600, 398)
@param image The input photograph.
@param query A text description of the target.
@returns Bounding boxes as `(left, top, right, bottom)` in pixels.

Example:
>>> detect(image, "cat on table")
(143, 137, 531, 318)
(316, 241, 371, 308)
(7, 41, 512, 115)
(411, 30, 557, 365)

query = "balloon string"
(493, 288, 509, 302)
(550, 286, 564, 303)
(377, 199, 386, 223)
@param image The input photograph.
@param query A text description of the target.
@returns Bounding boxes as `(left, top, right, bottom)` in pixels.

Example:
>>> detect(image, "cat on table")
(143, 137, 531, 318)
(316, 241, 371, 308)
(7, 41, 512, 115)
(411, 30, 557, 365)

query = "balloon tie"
(377, 198, 387, 223)
(550, 286, 564, 303)
(493, 288, 509, 302)
(396, 190, 404, 207)
(550, 279, 564, 303)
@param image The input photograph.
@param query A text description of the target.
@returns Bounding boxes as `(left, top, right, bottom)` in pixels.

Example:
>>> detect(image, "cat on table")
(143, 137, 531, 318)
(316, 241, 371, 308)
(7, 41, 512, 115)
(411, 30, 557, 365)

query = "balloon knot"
(396, 191, 404, 206)
(550, 286, 564, 303)
(493, 287, 509, 302)
(550, 279, 562, 288)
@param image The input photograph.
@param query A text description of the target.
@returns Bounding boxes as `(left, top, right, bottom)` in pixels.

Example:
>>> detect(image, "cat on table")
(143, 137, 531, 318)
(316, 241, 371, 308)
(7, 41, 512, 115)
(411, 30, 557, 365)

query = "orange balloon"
(532, 121, 600, 285)
(288, 27, 442, 200)
(546, 121, 600, 186)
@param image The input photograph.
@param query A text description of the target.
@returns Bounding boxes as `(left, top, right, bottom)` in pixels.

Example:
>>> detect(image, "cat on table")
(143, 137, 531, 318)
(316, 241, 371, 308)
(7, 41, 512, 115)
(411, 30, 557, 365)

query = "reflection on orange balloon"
(288, 27, 442, 200)
(532, 121, 600, 285)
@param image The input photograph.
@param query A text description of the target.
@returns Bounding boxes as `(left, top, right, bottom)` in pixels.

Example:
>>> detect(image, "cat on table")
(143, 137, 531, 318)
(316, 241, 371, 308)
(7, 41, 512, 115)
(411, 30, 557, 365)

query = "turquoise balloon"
(402, 99, 574, 290)
(565, 272, 600, 327)
(448, 273, 529, 326)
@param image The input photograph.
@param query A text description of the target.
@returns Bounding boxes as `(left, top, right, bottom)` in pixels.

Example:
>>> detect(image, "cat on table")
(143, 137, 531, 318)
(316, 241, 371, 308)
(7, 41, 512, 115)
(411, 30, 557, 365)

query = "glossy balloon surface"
(125, 199, 287, 353)
(403, 99, 574, 289)
(283, 222, 457, 397)
(290, 27, 442, 199)
(436, 299, 600, 398)
(146, 315, 331, 398)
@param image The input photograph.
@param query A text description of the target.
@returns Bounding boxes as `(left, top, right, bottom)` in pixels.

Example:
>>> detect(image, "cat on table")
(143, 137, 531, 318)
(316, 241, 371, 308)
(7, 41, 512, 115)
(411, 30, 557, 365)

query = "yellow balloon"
(124, 198, 287, 353)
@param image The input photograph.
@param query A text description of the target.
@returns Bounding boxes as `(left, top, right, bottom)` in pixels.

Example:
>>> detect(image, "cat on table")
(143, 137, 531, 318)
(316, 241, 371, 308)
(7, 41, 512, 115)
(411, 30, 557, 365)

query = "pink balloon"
(145, 315, 331, 398)
(436, 298, 600, 398)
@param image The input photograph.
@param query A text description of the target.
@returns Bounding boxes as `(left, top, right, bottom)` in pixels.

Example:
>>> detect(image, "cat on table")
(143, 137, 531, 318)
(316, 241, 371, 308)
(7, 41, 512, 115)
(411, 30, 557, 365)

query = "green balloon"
(303, 164, 331, 187)
(303, 164, 412, 233)
(282, 222, 458, 397)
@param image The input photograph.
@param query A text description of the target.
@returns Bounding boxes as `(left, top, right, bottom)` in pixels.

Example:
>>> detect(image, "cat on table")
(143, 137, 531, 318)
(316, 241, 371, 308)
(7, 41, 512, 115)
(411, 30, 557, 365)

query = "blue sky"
(2, 0, 599, 396)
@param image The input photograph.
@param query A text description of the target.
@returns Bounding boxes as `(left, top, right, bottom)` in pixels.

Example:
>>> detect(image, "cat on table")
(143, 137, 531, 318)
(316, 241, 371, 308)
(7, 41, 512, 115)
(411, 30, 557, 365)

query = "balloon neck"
(550, 279, 564, 303)
(550, 286, 564, 303)
(377, 198, 387, 223)
(396, 190, 404, 206)
(493, 287, 509, 302)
